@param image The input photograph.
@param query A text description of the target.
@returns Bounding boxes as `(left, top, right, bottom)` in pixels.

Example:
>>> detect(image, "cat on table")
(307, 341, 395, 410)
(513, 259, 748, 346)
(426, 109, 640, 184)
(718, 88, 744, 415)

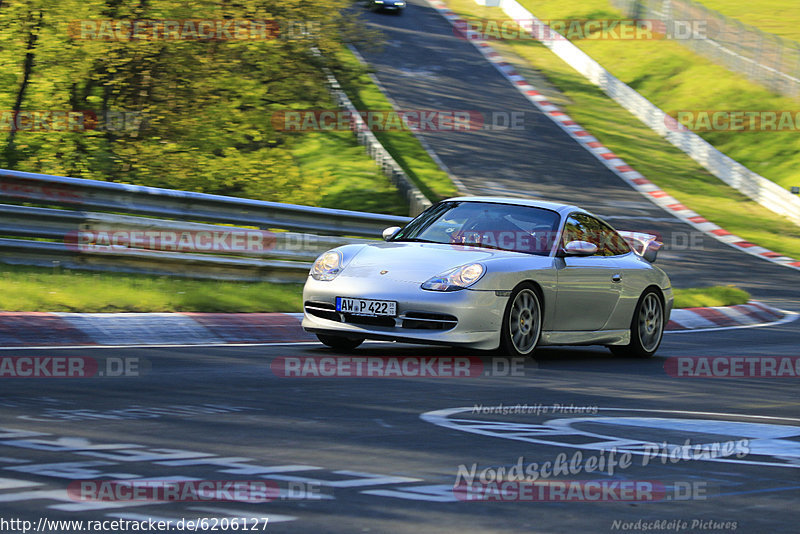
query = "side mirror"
(382, 226, 402, 241)
(563, 240, 598, 256)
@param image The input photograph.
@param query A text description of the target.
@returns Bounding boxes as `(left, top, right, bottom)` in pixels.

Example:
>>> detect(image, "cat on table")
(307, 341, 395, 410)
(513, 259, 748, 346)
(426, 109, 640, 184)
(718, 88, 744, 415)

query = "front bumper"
(302, 275, 506, 350)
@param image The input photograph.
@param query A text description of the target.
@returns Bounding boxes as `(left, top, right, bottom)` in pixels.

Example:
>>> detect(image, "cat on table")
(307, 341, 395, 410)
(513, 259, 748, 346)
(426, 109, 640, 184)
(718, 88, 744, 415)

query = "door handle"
(611, 274, 622, 283)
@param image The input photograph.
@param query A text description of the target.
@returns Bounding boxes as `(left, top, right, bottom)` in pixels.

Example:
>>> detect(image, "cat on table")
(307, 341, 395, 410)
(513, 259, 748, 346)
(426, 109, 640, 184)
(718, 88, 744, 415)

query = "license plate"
(336, 297, 397, 316)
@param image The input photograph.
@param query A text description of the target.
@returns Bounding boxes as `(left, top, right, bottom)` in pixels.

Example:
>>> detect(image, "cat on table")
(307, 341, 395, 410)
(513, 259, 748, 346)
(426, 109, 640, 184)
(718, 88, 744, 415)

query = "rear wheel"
(609, 289, 664, 358)
(316, 334, 364, 351)
(500, 284, 542, 358)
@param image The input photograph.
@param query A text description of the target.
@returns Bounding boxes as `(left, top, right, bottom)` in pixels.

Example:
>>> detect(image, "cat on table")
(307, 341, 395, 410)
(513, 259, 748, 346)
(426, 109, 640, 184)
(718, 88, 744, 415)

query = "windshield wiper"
(452, 240, 503, 250)
(392, 237, 442, 244)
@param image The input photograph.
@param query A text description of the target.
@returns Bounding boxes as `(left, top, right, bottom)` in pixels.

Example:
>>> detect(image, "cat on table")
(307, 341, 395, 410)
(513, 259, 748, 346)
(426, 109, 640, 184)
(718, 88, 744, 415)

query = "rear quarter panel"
(604, 253, 672, 330)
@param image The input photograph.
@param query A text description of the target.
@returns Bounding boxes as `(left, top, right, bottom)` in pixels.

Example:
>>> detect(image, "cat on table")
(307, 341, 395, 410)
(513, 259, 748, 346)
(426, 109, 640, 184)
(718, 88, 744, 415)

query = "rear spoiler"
(618, 231, 663, 263)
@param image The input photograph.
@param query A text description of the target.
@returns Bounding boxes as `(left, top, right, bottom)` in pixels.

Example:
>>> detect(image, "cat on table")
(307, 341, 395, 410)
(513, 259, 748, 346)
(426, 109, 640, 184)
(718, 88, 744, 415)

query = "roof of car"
(444, 196, 587, 216)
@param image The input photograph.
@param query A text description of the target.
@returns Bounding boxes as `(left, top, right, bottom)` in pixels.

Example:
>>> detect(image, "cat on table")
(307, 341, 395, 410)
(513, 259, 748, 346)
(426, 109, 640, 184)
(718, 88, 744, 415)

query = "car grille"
(344, 315, 396, 327)
(304, 302, 458, 331)
(401, 312, 459, 330)
(304, 301, 340, 322)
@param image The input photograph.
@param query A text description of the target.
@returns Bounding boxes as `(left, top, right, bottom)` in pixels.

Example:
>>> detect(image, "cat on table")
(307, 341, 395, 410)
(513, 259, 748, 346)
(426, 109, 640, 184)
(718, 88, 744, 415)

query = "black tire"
(500, 283, 542, 358)
(609, 288, 664, 358)
(316, 333, 364, 351)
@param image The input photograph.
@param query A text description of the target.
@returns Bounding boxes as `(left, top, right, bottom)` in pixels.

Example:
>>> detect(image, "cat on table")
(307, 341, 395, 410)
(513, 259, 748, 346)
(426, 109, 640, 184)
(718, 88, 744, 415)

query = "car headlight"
(311, 250, 343, 281)
(421, 263, 485, 292)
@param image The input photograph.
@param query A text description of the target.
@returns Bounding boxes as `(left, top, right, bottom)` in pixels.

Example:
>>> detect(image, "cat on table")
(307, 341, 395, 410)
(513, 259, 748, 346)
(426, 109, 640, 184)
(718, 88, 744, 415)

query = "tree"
(0, 0, 378, 205)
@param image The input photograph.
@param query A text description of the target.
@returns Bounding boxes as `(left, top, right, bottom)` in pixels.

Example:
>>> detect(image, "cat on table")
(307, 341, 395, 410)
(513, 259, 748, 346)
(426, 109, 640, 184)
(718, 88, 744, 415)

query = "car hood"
(338, 242, 510, 283)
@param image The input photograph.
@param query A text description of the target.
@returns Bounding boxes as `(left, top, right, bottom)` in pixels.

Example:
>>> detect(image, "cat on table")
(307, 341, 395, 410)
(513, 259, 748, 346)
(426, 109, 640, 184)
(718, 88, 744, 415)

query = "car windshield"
(390, 201, 560, 256)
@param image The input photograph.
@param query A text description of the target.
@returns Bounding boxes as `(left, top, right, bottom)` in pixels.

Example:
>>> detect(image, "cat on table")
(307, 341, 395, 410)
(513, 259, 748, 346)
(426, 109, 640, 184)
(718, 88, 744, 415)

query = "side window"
(561, 215, 590, 246)
(562, 213, 631, 256)
(600, 221, 632, 256)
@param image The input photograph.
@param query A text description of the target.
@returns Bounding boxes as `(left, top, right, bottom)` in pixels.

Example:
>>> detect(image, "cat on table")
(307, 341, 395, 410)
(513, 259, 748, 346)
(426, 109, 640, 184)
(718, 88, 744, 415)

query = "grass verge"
(673, 285, 750, 309)
(444, 0, 800, 259)
(693, 0, 800, 41)
(335, 46, 458, 201)
(290, 131, 408, 215)
(0, 265, 748, 312)
(0, 265, 303, 313)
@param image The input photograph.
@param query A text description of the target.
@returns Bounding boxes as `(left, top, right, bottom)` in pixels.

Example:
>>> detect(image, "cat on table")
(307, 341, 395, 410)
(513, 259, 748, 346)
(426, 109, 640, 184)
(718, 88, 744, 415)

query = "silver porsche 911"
(302, 197, 673, 358)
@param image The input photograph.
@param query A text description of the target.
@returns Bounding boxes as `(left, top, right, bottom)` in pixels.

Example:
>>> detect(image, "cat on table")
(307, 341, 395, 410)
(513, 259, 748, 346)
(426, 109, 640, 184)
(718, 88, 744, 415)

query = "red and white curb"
(667, 301, 795, 332)
(426, 0, 800, 272)
(0, 312, 309, 348)
(0, 305, 794, 348)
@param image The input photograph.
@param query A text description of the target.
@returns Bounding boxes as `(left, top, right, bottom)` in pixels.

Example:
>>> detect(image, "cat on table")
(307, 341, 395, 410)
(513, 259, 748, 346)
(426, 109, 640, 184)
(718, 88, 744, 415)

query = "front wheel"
(316, 333, 364, 351)
(500, 284, 542, 358)
(609, 289, 664, 358)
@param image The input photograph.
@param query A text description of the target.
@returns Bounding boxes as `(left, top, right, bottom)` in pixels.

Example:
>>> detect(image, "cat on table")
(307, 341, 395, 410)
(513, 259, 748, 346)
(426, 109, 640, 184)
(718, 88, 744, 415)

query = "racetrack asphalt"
(0, 323, 798, 533)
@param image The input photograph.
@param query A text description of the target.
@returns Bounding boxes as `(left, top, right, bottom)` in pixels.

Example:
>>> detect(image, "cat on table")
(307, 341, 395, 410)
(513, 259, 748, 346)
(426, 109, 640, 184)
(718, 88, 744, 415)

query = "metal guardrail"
(0, 169, 411, 236)
(0, 236, 316, 283)
(611, 0, 800, 98)
(0, 169, 413, 282)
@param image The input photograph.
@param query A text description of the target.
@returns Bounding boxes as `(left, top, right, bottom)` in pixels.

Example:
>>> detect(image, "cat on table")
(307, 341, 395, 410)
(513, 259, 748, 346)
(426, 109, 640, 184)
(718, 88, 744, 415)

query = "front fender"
(470, 256, 558, 331)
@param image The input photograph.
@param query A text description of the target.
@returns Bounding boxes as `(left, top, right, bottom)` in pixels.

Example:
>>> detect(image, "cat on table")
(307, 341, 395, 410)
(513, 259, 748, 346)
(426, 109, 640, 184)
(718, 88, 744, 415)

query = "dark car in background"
(366, 0, 406, 14)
